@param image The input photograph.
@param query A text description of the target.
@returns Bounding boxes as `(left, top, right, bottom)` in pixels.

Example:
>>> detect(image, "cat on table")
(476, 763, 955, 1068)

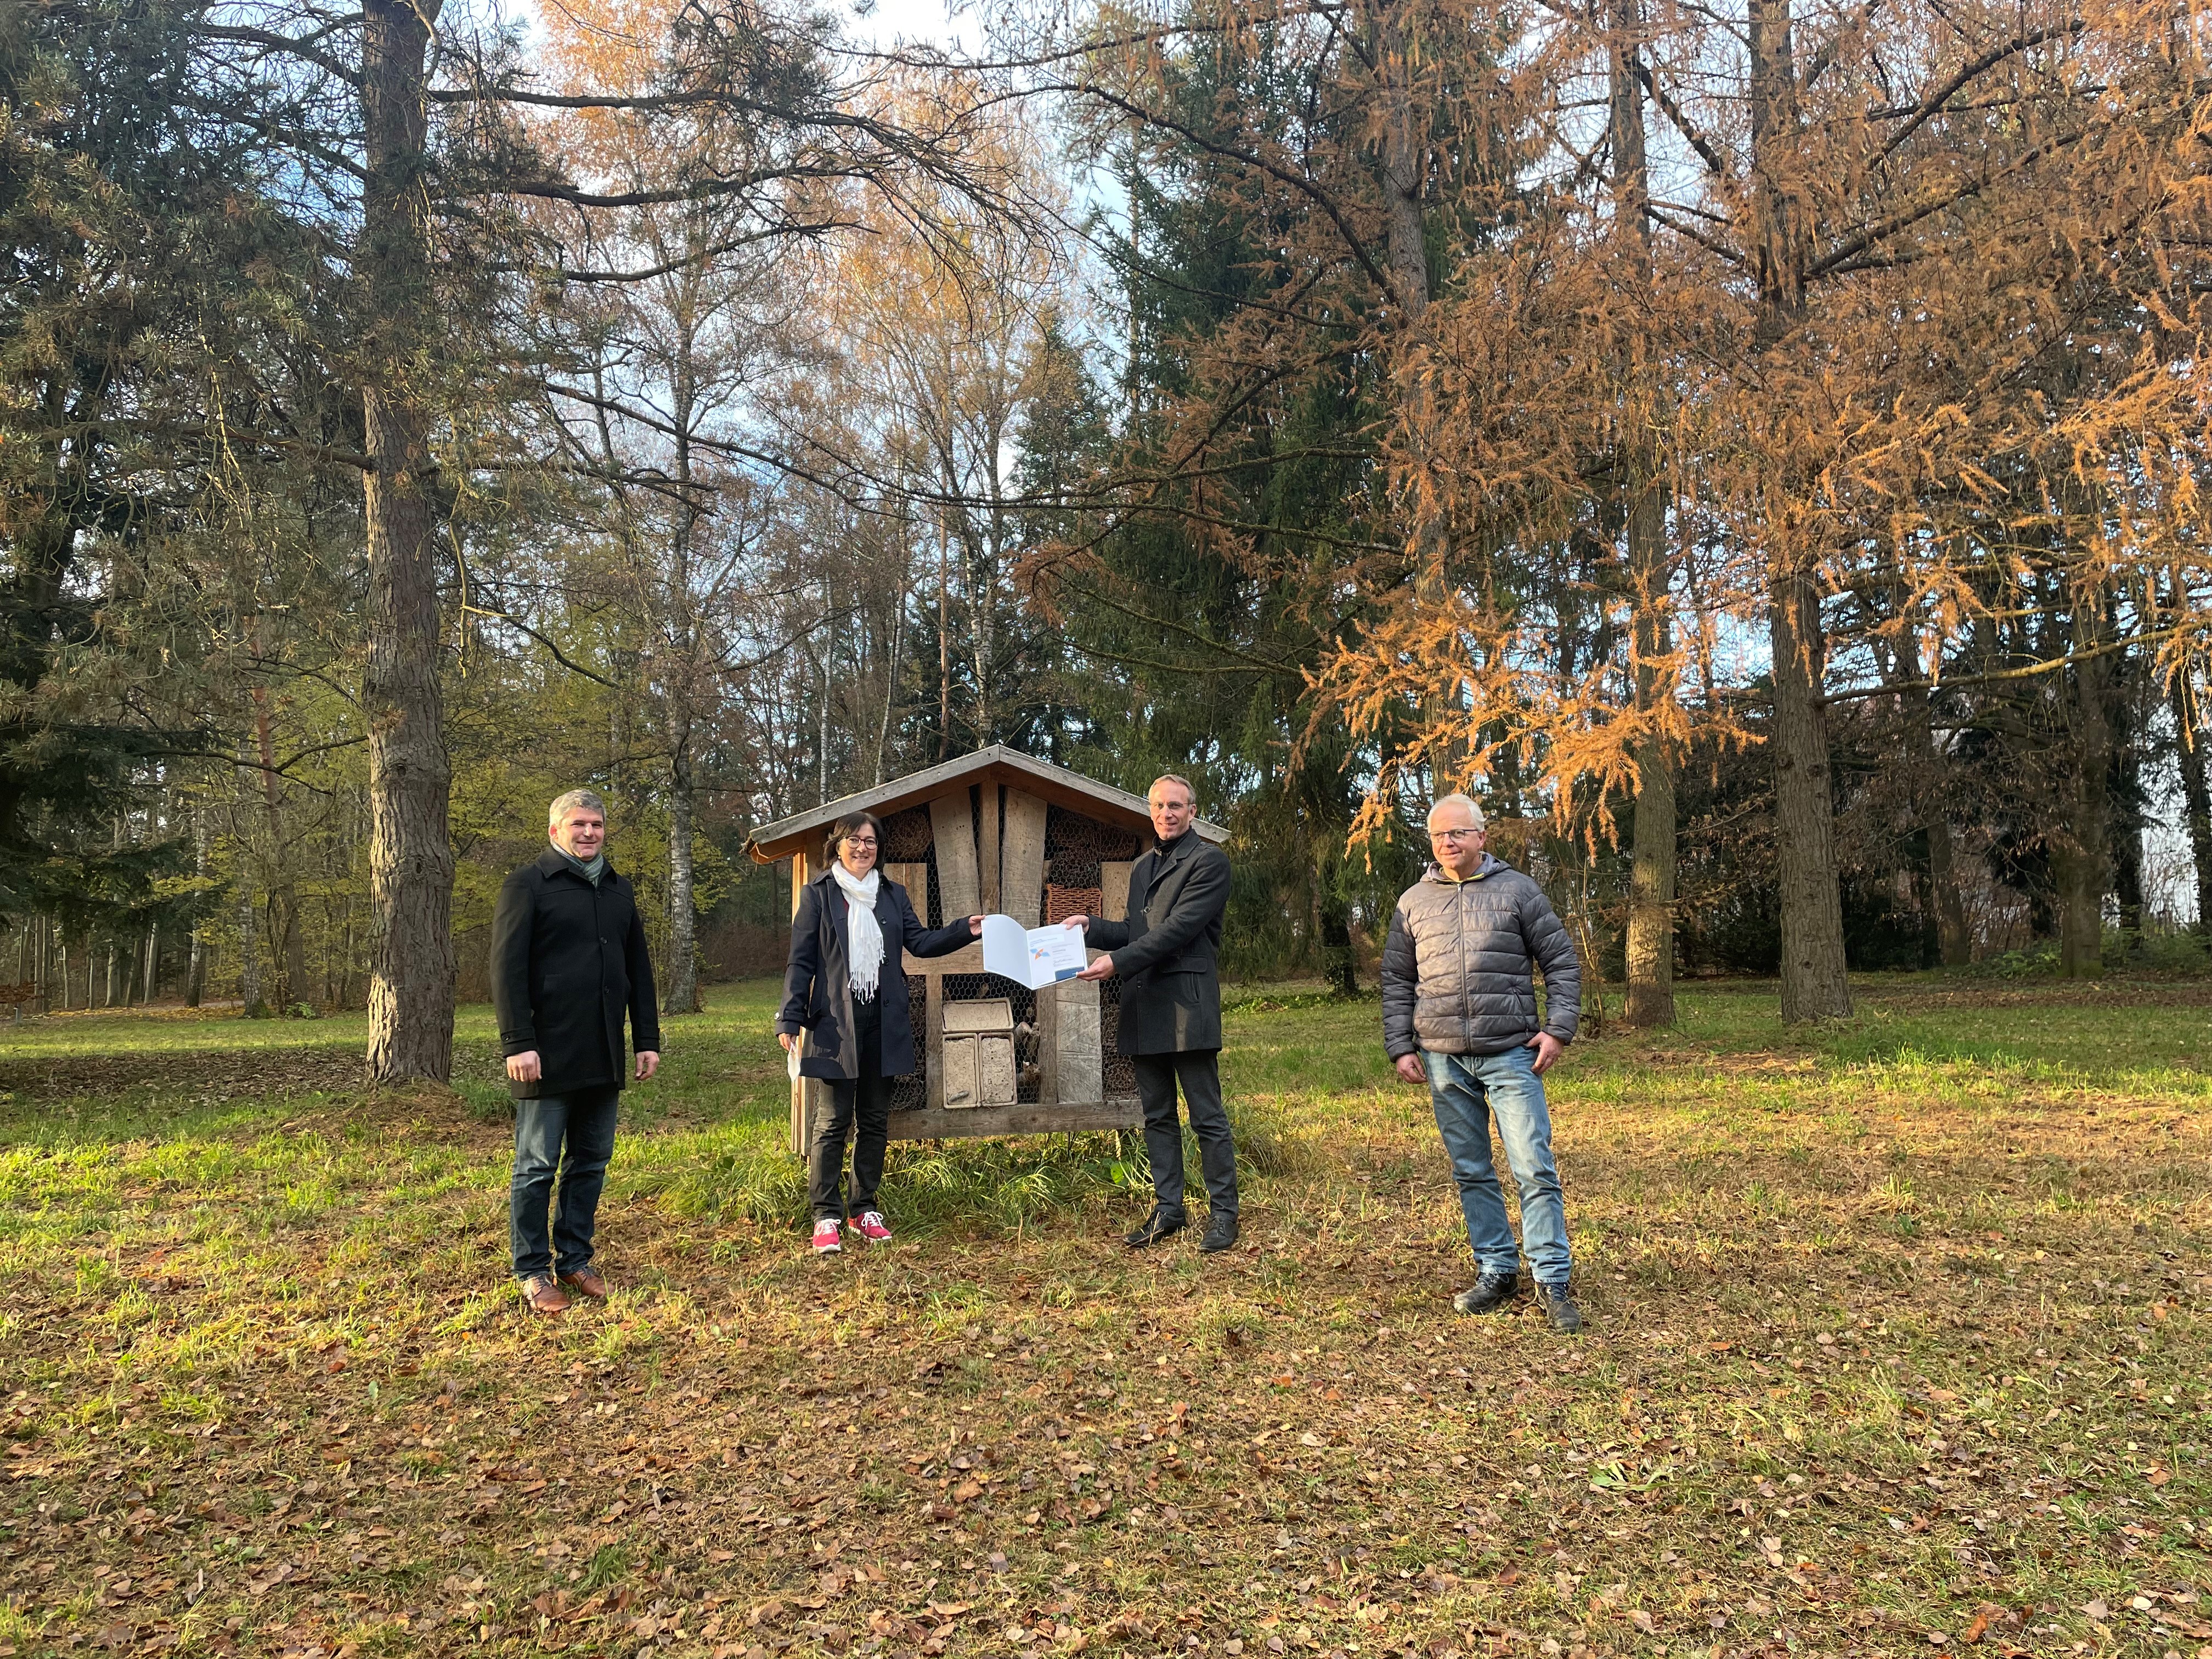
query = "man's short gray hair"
(1148, 773, 1198, 808)
(549, 788, 607, 826)
(1426, 792, 1486, 828)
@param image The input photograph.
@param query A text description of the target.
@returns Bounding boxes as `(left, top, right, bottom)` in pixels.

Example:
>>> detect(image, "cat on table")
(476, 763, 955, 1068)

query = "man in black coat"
(492, 788, 661, 1316)
(1070, 775, 1240, 1252)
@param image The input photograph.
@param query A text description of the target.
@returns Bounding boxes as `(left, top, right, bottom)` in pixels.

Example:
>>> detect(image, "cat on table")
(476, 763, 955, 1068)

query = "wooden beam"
(1101, 860, 1135, 923)
(903, 942, 983, 977)
(1037, 980, 1102, 1106)
(929, 790, 981, 917)
(980, 784, 1002, 914)
(884, 1099, 1142, 1139)
(926, 973, 945, 1110)
(885, 861, 928, 924)
(1002, 789, 1048, 926)
(745, 746, 1224, 864)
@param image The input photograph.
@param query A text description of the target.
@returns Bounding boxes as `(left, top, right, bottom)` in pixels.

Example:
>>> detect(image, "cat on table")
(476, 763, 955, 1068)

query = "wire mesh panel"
(1042, 805, 1139, 888)
(881, 806, 933, 862)
(878, 808, 941, 926)
(1099, 976, 1135, 1095)
(1043, 805, 1143, 1097)
(890, 973, 928, 1110)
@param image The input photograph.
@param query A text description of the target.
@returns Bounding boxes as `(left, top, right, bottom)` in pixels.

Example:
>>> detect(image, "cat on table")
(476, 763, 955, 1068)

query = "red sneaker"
(854, 1211, 893, 1244)
(812, 1218, 843, 1255)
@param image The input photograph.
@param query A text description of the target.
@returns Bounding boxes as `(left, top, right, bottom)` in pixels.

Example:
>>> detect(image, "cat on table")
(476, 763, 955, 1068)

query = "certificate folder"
(979, 914, 1087, 990)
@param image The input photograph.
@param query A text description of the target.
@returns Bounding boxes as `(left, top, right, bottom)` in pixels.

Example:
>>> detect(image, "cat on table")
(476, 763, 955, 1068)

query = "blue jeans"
(1422, 1046, 1570, 1286)
(510, 1087, 619, 1280)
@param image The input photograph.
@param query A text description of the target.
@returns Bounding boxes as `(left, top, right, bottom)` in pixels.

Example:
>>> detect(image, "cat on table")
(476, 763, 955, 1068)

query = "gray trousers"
(1131, 1049, 1238, 1218)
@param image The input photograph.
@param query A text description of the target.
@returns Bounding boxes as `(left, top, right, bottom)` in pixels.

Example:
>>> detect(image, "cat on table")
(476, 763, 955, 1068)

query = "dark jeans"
(510, 1086, 620, 1281)
(809, 994, 888, 1221)
(1131, 1049, 1238, 1220)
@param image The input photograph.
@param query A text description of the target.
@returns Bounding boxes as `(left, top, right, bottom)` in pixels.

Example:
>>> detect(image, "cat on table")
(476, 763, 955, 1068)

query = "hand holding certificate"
(980, 913, 1088, 990)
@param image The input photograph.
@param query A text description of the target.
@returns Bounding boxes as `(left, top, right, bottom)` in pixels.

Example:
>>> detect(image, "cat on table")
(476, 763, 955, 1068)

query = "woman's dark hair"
(825, 811, 883, 865)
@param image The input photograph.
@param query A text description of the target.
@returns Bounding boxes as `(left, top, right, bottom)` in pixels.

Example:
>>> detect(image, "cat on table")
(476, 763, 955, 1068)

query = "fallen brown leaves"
(5, 986, 2211, 1659)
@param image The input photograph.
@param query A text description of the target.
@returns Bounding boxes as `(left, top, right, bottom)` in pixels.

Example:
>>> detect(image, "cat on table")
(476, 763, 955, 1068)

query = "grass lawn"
(2, 975, 2208, 1659)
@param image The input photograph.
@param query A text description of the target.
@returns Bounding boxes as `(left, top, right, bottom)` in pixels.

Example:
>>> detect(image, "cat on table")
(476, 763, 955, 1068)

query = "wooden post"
(980, 783, 1002, 914)
(1101, 861, 1135, 923)
(929, 791, 981, 916)
(926, 975, 946, 1109)
(1002, 790, 1049, 926)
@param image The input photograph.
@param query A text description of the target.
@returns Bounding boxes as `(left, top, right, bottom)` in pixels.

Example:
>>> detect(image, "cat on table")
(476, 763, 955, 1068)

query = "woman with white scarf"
(777, 811, 981, 1252)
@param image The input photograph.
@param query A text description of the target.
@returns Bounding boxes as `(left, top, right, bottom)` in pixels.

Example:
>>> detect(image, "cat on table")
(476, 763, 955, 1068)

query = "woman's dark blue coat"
(777, 867, 972, 1080)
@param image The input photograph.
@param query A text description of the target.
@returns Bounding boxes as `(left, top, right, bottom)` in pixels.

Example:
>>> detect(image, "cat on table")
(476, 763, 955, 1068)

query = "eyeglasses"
(843, 837, 878, 849)
(1429, 827, 1483, 842)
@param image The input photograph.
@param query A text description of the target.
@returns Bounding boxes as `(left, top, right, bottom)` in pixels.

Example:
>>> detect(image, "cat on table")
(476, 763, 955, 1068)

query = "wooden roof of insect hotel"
(744, 744, 1227, 863)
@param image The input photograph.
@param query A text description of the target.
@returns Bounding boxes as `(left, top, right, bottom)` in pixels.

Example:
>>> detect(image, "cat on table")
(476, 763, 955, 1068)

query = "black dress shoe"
(1124, 1208, 1187, 1248)
(1452, 1270, 1523, 1316)
(1198, 1215, 1239, 1252)
(1535, 1282, 1583, 1334)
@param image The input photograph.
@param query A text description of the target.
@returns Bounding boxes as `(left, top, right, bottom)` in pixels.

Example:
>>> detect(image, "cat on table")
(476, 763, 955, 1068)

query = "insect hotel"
(746, 746, 1229, 1153)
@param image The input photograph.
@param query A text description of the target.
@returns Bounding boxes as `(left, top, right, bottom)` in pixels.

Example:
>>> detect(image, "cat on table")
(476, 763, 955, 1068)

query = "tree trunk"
(2171, 667, 2212, 946)
(1318, 894, 1358, 997)
(1373, 0, 1464, 778)
(1917, 691, 1971, 968)
(1375, 0, 1431, 330)
(665, 725, 702, 1015)
(186, 803, 206, 1006)
(238, 873, 262, 1015)
(1746, 0, 1848, 1020)
(1611, 0, 1675, 1028)
(938, 525, 952, 761)
(1769, 567, 1853, 1019)
(1892, 681, 1971, 966)
(251, 686, 305, 1011)
(360, 0, 455, 1081)
(2107, 666, 2146, 957)
(2057, 642, 2111, 977)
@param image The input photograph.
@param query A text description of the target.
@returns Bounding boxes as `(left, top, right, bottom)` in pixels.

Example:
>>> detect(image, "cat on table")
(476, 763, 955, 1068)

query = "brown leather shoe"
(520, 1274, 570, 1316)
(558, 1266, 610, 1300)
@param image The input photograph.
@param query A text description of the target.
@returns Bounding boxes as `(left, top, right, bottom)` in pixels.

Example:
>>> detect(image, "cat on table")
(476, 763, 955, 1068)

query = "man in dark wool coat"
(1066, 774, 1240, 1252)
(492, 788, 661, 1316)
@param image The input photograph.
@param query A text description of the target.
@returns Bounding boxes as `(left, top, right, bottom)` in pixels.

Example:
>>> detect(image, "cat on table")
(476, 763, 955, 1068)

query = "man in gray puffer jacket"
(1381, 793, 1584, 1331)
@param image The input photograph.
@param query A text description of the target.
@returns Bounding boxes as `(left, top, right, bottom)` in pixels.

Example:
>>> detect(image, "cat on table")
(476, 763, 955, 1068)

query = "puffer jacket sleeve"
(1522, 884, 1582, 1043)
(1380, 901, 1419, 1058)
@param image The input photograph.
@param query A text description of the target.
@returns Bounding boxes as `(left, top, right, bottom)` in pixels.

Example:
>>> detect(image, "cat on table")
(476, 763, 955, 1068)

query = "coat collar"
(813, 865, 890, 909)
(1422, 851, 1508, 885)
(537, 845, 619, 884)
(1150, 827, 1199, 867)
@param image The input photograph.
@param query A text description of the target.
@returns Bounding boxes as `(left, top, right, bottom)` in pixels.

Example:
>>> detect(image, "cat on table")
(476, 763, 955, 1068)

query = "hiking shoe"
(1123, 1208, 1187, 1248)
(1536, 1282, 1583, 1334)
(812, 1218, 843, 1255)
(520, 1274, 569, 1316)
(1453, 1271, 1523, 1316)
(1198, 1214, 1240, 1252)
(854, 1211, 893, 1244)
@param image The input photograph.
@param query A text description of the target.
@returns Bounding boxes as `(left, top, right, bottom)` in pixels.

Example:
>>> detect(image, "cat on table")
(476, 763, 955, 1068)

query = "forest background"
(9, 0, 2212, 1079)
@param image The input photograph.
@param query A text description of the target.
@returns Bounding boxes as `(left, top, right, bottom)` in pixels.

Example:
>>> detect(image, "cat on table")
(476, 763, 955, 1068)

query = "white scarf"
(830, 863, 884, 1001)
